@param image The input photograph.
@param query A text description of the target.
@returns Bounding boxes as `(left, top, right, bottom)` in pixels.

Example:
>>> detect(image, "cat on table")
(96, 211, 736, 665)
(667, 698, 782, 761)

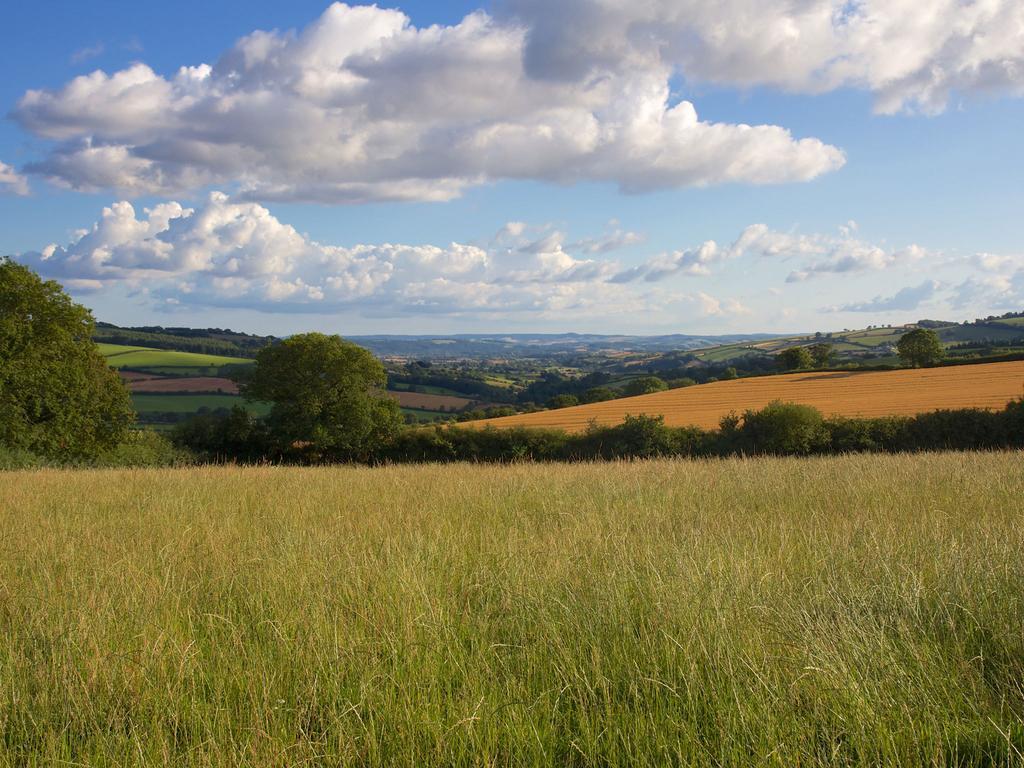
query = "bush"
(547, 394, 580, 409)
(0, 446, 44, 470)
(738, 401, 828, 455)
(94, 430, 194, 468)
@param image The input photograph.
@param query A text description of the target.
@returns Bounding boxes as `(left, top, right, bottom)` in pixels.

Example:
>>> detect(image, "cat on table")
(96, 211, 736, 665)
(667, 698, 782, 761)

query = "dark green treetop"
(897, 328, 944, 367)
(242, 332, 402, 461)
(0, 260, 134, 458)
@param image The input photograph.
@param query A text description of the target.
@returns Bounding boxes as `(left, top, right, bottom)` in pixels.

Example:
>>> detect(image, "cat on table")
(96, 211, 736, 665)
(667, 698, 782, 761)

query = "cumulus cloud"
(509, 0, 1024, 115)
(832, 280, 941, 312)
(0, 162, 30, 196)
(13, 3, 844, 203)
(12, 192, 756, 321)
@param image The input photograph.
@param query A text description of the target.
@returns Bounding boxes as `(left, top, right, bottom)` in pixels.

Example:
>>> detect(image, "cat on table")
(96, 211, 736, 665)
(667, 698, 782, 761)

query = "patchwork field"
(390, 390, 471, 411)
(1, 454, 1022, 765)
(470, 360, 1024, 432)
(125, 376, 240, 394)
(130, 393, 270, 415)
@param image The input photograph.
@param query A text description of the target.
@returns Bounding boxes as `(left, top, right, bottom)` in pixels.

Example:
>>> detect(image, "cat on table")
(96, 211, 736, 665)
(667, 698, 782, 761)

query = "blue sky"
(2, 0, 1023, 335)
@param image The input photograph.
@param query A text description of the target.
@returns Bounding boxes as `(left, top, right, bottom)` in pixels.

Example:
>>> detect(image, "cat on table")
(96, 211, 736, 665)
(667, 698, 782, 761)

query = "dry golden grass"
(468, 360, 1024, 432)
(1, 454, 1023, 765)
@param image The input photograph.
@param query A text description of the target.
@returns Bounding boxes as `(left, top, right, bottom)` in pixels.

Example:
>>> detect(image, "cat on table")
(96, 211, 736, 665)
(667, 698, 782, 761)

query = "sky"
(1, 0, 1023, 336)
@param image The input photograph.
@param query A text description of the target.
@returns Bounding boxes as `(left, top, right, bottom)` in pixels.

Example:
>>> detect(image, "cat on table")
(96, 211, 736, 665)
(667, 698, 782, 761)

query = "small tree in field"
(242, 333, 402, 461)
(0, 259, 134, 458)
(897, 328, 944, 367)
(779, 346, 813, 370)
(809, 343, 835, 368)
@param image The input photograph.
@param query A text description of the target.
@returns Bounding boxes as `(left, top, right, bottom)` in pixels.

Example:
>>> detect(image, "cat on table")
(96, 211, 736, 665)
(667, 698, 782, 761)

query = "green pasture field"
(400, 407, 450, 422)
(1, 453, 1022, 765)
(100, 342, 254, 370)
(391, 382, 467, 397)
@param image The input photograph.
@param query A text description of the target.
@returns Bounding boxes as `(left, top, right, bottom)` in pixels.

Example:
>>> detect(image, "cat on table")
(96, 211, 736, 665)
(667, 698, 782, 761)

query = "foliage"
(736, 400, 828, 455)
(808, 342, 835, 367)
(779, 346, 814, 370)
(546, 393, 579, 409)
(92, 430, 193, 468)
(243, 333, 403, 462)
(580, 386, 616, 403)
(622, 376, 668, 396)
(0, 260, 135, 459)
(898, 328, 944, 367)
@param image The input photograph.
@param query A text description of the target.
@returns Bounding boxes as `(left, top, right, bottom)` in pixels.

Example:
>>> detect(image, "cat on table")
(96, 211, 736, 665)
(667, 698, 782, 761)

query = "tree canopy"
(897, 328, 944, 367)
(622, 376, 668, 397)
(242, 332, 402, 461)
(779, 346, 814, 370)
(0, 260, 134, 458)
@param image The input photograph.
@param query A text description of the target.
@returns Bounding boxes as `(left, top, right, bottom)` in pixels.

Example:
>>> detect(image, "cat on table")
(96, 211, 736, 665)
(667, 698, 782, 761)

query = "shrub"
(0, 446, 43, 470)
(94, 430, 193, 468)
(738, 401, 828, 455)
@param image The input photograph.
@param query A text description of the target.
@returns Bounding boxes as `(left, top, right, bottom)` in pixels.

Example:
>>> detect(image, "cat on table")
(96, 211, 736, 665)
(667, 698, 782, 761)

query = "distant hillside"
(95, 323, 276, 357)
(346, 332, 781, 359)
(465, 360, 1024, 432)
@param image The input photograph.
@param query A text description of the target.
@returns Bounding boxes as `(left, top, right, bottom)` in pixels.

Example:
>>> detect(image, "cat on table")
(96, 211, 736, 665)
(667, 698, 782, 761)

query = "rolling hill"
(465, 360, 1024, 432)
(98, 343, 254, 371)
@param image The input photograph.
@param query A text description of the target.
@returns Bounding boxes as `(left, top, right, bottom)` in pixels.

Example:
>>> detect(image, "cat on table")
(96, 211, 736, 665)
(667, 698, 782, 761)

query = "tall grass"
(1, 453, 1022, 766)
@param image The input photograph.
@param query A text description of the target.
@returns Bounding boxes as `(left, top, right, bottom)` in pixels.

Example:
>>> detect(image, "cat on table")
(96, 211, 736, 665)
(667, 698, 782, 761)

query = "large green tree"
(242, 333, 402, 461)
(0, 260, 134, 458)
(897, 328, 944, 367)
(779, 346, 813, 370)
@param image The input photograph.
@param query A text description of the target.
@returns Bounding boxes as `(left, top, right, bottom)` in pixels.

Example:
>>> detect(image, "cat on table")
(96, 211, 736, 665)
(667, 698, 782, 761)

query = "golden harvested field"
(470, 360, 1024, 432)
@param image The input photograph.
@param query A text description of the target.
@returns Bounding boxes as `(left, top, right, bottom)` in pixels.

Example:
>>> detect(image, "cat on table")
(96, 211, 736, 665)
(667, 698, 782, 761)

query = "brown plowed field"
(128, 377, 240, 394)
(390, 391, 471, 411)
(467, 360, 1024, 432)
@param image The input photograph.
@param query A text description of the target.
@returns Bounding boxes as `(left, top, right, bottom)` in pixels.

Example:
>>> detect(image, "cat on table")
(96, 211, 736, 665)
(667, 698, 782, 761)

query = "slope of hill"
(465, 360, 1024, 432)
(95, 323, 276, 356)
(99, 343, 254, 371)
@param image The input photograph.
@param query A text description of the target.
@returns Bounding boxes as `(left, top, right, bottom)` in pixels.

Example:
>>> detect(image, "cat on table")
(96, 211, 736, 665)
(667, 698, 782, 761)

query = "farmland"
(100, 343, 254, 371)
(1, 453, 1022, 765)
(130, 393, 270, 417)
(469, 360, 1024, 432)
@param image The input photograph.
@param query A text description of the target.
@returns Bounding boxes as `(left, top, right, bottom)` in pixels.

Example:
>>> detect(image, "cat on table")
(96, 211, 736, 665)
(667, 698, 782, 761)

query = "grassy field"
(469, 360, 1024, 432)
(100, 342, 254, 370)
(1, 454, 1023, 765)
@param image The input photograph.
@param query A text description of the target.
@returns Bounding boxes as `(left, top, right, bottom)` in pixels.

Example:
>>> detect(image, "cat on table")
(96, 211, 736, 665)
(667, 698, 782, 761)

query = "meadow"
(1, 453, 1022, 766)
(99, 343, 254, 370)
(471, 360, 1024, 432)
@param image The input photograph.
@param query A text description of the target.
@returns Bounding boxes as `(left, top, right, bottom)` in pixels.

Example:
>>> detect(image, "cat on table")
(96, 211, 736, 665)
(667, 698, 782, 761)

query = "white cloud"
(12, 192, 748, 321)
(831, 280, 941, 312)
(509, 0, 1024, 115)
(13, 3, 844, 203)
(0, 162, 29, 196)
(70, 43, 105, 65)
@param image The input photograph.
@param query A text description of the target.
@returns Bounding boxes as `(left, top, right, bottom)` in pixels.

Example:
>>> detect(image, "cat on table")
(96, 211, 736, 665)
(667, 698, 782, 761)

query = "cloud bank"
(511, 0, 1024, 115)
(14, 192, 737, 320)
(10, 3, 852, 202)
(10, 194, 1018, 324)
